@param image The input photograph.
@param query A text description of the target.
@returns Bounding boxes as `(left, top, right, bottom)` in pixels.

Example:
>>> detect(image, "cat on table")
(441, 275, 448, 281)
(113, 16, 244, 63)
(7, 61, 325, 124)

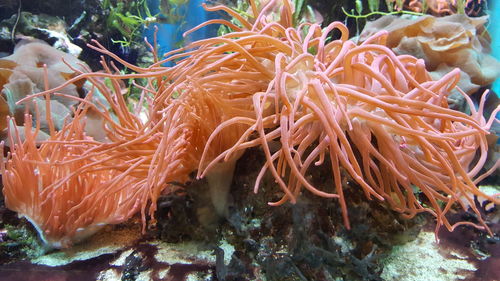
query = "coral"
(0, 71, 11, 131)
(0, 40, 86, 107)
(388, 0, 484, 16)
(0, 40, 87, 143)
(358, 14, 500, 95)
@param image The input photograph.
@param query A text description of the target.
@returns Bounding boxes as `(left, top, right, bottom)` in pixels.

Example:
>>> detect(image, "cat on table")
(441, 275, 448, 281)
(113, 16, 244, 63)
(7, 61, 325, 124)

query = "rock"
(0, 12, 82, 57)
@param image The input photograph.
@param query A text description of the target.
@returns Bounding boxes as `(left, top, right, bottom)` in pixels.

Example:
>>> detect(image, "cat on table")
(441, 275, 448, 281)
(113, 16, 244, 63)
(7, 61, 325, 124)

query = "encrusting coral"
(0, 40, 87, 141)
(0, 40, 86, 108)
(388, 0, 483, 16)
(1, 0, 499, 248)
(358, 14, 500, 95)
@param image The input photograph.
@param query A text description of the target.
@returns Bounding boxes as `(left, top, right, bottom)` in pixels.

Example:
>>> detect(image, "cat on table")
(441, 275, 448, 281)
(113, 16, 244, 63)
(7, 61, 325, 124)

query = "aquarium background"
(144, 0, 222, 65)
(490, 0, 500, 97)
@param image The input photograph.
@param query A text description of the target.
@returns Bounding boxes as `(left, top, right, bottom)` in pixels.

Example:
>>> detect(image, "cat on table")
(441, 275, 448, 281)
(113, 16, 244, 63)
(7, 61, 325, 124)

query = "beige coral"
(358, 14, 500, 95)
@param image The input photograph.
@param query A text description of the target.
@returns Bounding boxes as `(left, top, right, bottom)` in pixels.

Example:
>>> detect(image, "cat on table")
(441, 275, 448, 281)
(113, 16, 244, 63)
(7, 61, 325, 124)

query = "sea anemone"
(1, 106, 143, 248)
(2, 0, 498, 248)
(197, 0, 499, 236)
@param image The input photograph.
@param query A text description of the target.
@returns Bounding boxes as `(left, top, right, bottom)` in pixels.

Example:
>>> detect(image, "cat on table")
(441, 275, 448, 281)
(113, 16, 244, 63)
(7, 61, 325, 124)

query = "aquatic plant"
(343, 0, 484, 24)
(101, 0, 157, 48)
